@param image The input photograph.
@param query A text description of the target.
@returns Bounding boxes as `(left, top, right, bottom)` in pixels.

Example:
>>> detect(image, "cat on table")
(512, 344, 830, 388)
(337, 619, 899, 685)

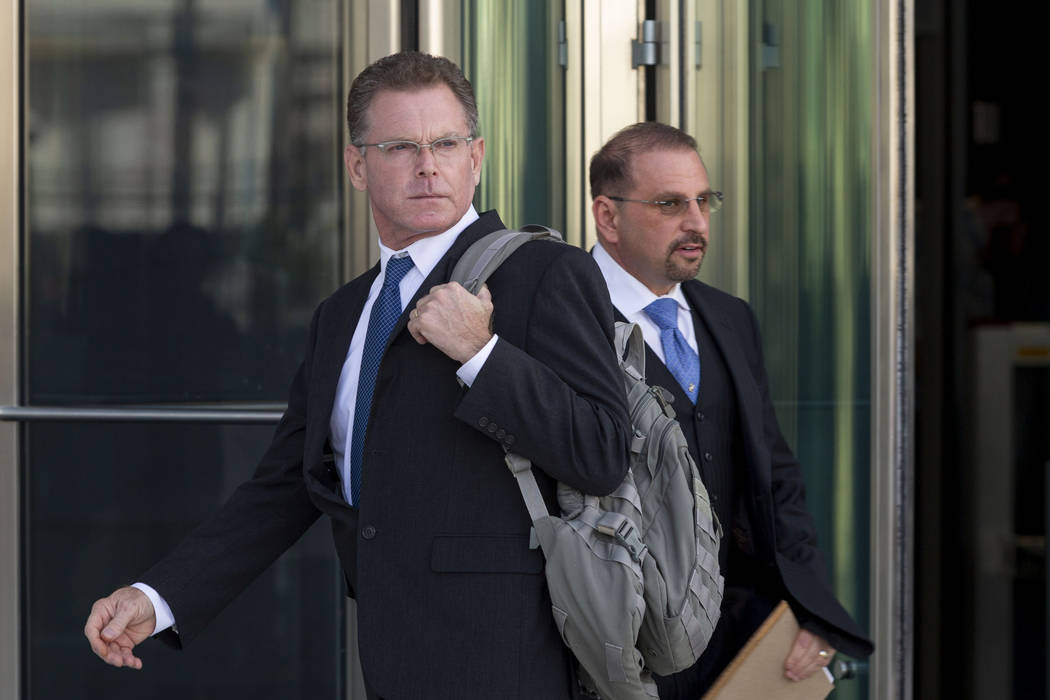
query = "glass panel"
(748, 1, 872, 697)
(23, 2, 346, 698)
(461, 0, 565, 233)
(25, 422, 343, 699)
(26, 0, 344, 404)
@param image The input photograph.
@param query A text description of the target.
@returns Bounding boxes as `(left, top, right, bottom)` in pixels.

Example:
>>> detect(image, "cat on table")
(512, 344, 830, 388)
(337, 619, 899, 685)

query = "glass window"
(23, 2, 347, 698)
(26, 0, 344, 404)
(26, 422, 343, 699)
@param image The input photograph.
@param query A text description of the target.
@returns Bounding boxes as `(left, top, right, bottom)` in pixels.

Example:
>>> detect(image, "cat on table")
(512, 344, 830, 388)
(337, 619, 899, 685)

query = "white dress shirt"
(137, 205, 499, 636)
(591, 241, 698, 361)
(329, 205, 494, 501)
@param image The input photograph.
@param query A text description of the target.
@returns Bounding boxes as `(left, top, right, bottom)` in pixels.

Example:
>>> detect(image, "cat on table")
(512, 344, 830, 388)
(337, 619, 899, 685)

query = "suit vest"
(643, 307, 742, 575)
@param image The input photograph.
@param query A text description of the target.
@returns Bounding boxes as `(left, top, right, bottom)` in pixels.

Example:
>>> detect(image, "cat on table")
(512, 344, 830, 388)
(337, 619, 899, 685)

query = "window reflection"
(23, 2, 346, 698)
(27, 0, 343, 403)
(27, 422, 343, 699)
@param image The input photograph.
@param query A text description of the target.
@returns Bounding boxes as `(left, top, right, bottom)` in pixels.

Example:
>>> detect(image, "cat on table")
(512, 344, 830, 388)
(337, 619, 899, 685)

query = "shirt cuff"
(456, 334, 499, 387)
(131, 582, 176, 636)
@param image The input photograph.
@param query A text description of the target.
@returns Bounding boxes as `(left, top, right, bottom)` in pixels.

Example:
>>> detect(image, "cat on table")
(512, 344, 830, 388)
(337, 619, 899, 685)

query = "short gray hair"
(346, 51, 479, 145)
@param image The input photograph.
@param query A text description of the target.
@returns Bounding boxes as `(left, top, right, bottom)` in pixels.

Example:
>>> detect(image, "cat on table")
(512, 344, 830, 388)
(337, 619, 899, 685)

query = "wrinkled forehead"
(362, 85, 471, 142)
(626, 147, 709, 194)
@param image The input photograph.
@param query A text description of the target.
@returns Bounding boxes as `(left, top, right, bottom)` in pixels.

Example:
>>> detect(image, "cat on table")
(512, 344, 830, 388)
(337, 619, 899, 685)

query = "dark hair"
(589, 122, 699, 199)
(346, 51, 479, 145)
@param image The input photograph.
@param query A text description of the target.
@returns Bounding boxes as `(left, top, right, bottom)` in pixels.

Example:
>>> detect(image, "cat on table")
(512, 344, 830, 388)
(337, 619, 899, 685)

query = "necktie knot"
(644, 298, 679, 331)
(383, 254, 415, 289)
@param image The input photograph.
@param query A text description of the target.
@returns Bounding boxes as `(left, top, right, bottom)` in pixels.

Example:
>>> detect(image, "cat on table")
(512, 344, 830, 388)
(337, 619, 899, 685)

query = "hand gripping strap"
(450, 224, 564, 295)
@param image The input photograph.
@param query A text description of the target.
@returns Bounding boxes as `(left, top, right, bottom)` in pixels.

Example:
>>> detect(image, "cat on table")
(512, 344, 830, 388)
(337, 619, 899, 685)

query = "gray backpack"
(452, 226, 724, 700)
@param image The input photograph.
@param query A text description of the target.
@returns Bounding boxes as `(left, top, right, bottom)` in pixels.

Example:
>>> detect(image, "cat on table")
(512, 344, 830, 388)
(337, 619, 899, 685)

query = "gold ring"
(818, 650, 830, 659)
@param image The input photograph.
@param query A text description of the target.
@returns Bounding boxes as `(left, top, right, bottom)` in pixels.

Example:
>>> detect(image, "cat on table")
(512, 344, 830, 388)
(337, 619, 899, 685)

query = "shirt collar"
(592, 240, 690, 316)
(377, 205, 480, 277)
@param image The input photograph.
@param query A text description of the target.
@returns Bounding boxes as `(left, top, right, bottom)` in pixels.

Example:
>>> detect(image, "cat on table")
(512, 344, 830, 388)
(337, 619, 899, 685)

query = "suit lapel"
(308, 266, 380, 454)
(681, 282, 769, 474)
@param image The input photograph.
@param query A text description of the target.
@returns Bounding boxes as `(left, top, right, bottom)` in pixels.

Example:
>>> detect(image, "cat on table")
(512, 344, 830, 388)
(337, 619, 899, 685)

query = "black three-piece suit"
(628, 279, 874, 697)
(140, 211, 632, 699)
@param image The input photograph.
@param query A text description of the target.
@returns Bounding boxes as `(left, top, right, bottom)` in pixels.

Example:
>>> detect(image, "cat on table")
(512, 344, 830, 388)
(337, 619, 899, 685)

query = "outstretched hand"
(407, 282, 494, 363)
(84, 586, 157, 669)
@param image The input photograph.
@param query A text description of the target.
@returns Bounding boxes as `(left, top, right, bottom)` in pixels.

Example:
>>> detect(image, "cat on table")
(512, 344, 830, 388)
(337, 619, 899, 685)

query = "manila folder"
(702, 600, 834, 700)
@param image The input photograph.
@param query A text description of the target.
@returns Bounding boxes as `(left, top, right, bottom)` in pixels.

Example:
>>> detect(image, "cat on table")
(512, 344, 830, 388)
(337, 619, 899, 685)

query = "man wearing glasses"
(589, 122, 872, 698)
(85, 51, 631, 699)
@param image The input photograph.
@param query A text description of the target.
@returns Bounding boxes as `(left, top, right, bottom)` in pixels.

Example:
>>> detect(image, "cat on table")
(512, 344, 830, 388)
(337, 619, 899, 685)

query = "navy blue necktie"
(349, 254, 415, 505)
(644, 298, 700, 404)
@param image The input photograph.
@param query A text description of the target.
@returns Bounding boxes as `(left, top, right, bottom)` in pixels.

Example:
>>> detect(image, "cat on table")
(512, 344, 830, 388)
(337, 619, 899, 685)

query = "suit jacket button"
(496, 429, 506, 439)
(362, 525, 377, 539)
(487, 423, 498, 433)
(479, 417, 489, 427)
(704, 452, 713, 462)
(504, 434, 516, 446)
(697, 412, 705, 422)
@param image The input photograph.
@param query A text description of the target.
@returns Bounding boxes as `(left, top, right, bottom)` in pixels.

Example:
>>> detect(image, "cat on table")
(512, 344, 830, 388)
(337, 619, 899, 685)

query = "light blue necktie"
(349, 254, 415, 506)
(644, 298, 700, 404)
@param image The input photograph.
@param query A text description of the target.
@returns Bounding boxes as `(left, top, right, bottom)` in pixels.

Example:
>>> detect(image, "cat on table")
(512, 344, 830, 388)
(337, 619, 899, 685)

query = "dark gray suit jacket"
(142, 211, 632, 699)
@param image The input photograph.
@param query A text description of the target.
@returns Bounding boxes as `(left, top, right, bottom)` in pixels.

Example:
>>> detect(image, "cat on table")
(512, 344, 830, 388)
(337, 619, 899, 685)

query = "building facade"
(0, 1, 912, 698)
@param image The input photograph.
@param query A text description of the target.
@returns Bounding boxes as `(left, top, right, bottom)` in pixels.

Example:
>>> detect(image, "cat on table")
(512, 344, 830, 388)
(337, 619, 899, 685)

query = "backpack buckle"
(597, 516, 648, 563)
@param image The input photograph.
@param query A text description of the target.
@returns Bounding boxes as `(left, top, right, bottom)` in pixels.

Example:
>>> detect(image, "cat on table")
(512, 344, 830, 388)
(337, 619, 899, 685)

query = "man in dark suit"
(589, 122, 873, 698)
(85, 51, 630, 700)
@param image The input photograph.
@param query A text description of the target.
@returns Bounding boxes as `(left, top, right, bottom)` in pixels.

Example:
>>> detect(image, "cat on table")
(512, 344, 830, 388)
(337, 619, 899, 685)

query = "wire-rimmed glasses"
(608, 191, 725, 216)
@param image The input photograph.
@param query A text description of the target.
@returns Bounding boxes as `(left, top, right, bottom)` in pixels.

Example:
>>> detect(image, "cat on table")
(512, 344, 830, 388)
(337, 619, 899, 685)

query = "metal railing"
(0, 405, 285, 424)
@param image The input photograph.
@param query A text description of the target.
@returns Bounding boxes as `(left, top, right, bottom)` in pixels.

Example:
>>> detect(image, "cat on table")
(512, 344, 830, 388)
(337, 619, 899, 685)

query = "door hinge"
(632, 19, 664, 68)
(762, 22, 781, 69)
(558, 20, 568, 68)
(695, 21, 703, 68)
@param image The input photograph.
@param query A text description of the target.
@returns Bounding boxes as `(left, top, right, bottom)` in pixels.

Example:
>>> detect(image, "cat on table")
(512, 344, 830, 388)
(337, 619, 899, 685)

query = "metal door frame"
(1, 1, 21, 696)
(870, 0, 914, 698)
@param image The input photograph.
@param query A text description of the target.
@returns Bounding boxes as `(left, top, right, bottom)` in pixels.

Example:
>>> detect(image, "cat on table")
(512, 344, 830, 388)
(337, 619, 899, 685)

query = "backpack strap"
(504, 452, 551, 523)
(450, 224, 563, 294)
(454, 225, 565, 524)
(615, 321, 646, 381)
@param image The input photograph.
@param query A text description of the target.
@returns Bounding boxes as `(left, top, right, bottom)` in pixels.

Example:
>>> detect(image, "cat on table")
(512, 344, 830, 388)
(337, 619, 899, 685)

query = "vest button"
(361, 525, 377, 539)
(697, 412, 706, 422)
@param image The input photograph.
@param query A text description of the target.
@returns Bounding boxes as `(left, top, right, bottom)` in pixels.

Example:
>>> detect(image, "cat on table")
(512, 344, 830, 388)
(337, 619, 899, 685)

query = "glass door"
(744, 4, 874, 699)
(460, 0, 567, 235)
(679, 2, 879, 698)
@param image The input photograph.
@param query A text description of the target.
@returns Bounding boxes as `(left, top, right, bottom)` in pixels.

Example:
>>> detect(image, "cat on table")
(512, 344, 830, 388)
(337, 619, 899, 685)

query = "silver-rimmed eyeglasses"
(608, 191, 725, 216)
(355, 136, 475, 162)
